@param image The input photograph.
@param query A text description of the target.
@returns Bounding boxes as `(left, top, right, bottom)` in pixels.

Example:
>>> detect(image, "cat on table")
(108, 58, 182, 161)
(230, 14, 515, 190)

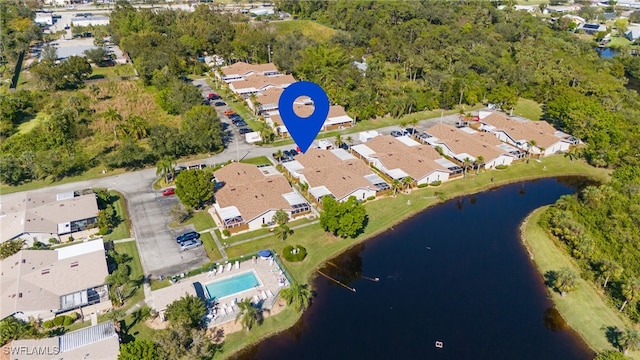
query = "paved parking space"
(125, 188, 209, 278)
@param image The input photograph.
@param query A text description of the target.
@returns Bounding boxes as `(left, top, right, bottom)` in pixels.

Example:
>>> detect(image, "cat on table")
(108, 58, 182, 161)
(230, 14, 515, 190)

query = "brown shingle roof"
(481, 112, 562, 148)
(426, 124, 507, 161)
(230, 74, 296, 92)
(362, 136, 448, 180)
(0, 241, 108, 319)
(295, 149, 375, 200)
(220, 61, 278, 77)
(214, 163, 295, 222)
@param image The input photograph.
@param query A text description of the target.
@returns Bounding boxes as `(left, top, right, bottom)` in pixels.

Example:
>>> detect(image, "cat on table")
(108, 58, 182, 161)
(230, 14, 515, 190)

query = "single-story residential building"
(283, 148, 390, 203)
(577, 23, 607, 35)
(351, 135, 451, 185)
(479, 112, 571, 156)
(0, 240, 111, 322)
(252, 87, 310, 114)
(0, 321, 119, 360)
(34, 12, 53, 26)
(228, 74, 296, 97)
(0, 192, 99, 246)
(70, 15, 109, 27)
(265, 104, 354, 137)
(424, 124, 516, 169)
(213, 163, 310, 232)
(217, 61, 280, 83)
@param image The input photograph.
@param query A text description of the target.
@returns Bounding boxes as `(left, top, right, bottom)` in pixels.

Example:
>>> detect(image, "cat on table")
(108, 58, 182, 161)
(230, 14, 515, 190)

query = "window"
(42, 269, 50, 275)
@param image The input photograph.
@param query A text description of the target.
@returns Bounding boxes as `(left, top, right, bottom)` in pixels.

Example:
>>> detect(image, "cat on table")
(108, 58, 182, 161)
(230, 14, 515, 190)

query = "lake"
(235, 178, 595, 360)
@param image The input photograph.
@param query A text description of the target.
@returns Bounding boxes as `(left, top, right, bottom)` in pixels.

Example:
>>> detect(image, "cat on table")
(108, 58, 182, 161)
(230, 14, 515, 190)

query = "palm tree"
(249, 93, 259, 115)
(274, 224, 291, 241)
(620, 278, 640, 312)
(402, 176, 413, 193)
(124, 116, 149, 140)
(391, 179, 402, 197)
(462, 157, 472, 179)
(526, 139, 537, 161)
(335, 134, 343, 148)
(274, 150, 283, 163)
(597, 259, 623, 290)
(102, 107, 122, 140)
(235, 299, 260, 331)
(345, 135, 353, 149)
(554, 267, 579, 297)
(538, 146, 546, 159)
(620, 328, 640, 355)
(279, 282, 312, 312)
(156, 156, 176, 183)
(259, 124, 274, 144)
(475, 155, 484, 174)
(564, 147, 583, 162)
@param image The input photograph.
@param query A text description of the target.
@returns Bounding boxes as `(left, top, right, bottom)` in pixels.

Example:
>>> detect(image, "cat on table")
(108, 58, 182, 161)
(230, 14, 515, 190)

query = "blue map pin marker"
(278, 81, 330, 153)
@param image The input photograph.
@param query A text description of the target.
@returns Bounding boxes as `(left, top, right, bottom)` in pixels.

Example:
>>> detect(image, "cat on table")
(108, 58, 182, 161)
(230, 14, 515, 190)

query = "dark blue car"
(176, 231, 200, 243)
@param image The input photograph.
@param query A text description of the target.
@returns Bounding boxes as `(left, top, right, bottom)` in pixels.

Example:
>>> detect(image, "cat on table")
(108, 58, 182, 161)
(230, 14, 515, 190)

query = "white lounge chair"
(220, 307, 226, 317)
(234, 261, 239, 270)
(253, 295, 260, 304)
(218, 265, 223, 274)
(260, 291, 267, 300)
(226, 263, 232, 272)
(266, 290, 274, 298)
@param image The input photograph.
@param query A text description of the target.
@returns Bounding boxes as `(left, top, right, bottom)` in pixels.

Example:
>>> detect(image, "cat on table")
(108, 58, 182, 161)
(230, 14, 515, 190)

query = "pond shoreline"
(219, 157, 610, 359)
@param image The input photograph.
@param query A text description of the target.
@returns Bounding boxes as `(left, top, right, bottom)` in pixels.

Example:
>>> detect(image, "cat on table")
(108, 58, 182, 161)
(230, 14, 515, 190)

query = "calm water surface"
(236, 178, 595, 360)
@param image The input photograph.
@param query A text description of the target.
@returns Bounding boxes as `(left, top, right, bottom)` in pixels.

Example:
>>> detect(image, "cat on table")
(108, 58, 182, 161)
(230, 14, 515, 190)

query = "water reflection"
(544, 307, 568, 332)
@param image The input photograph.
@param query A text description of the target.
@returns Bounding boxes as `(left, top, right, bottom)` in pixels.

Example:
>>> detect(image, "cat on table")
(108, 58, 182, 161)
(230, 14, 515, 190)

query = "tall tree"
(156, 156, 176, 183)
(619, 278, 640, 312)
(279, 282, 312, 312)
(175, 169, 215, 209)
(102, 107, 123, 140)
(164, 294, 207, 328)
(235, 299, 260, 331)
(554, 267, 579, 297)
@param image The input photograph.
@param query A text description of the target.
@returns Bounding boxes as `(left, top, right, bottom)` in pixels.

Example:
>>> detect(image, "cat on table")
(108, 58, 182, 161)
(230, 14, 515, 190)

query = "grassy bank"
(216, 155, 610, 358)
(522, 207, 640, 359)
(104, 190, 131, 241)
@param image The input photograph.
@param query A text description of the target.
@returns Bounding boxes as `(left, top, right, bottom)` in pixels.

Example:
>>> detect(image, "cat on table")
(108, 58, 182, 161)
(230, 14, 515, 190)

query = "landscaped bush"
(417, 183, 429, 188)
(495, 165, 508, 170)
(222, 229, 231, 237)
(283, 245, 307, 262)
(366, 196, 375, 201)
(53, 316, 65, 327)
(429, 180, 442, 186)
(62, 315, 74, 326)
(42, 320, 54, 329)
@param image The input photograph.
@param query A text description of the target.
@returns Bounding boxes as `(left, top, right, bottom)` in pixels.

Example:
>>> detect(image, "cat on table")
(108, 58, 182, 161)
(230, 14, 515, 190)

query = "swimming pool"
(205, 271, 260, 300)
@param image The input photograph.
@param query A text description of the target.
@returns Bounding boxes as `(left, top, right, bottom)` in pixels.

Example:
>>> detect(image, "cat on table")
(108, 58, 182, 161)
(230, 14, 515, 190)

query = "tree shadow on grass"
(602, 325, 623, 351)
(544, 270, 559, 294)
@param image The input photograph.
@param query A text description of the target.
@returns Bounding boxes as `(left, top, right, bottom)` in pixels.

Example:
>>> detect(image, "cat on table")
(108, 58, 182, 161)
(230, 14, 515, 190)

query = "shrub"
(366, 196, 375, 201)
(53, 316, 65, 327)
(62, 316, 74, 326)
(417, 183, 429, 188)
(430, 180, 442, 186)
(283, 245, 307, 262)
(42, 320, 55, 329)
(48, 238, 59, 244)
(222, 229, 231, 237)
(495, 165, 508, 170)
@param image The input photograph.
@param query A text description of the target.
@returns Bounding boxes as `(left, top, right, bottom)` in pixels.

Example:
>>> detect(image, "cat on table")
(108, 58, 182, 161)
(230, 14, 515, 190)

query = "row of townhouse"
(215, 61, 355, 136)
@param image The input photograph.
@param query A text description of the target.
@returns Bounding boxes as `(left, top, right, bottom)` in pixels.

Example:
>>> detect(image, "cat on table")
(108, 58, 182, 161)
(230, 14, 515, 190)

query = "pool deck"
(149, 255, 289, 326)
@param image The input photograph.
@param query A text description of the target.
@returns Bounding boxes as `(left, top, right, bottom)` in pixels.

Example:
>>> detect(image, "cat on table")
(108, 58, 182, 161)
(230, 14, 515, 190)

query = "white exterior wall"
(416, 171, 450, 186)
(247, 210, 279, 230)
(491, 131, 514, 145)
(543, 141, 570, 156)
(484, 155, 514, 169)
(338, 188, 376, 202)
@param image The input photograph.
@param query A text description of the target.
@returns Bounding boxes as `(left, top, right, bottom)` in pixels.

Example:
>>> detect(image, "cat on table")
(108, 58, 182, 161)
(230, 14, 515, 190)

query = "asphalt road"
(0, 76, 470, 278)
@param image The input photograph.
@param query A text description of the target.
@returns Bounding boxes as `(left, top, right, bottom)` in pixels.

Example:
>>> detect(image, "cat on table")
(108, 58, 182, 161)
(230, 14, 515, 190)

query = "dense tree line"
(0, 1, 42, 77)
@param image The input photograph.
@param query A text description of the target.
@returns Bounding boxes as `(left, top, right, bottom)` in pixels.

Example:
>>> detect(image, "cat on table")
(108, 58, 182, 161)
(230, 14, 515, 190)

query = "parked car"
(235, 121, 248, 128)
(390, 130, 403, 137)
(224, 109, 236, 116)
(180, 239, 203, 251)
(339, 142, 349, 150)
(418, 132, 432, 142)
(214, 101, 226, 107)
(202, 99, 211, 105)
(239, 127, 253, 135)
(176, 231, 200, 244)
(162, 188, 175, 196)
(289, 149, 298, 156)
(405, 127, 418, 136)
(208, 92, 220, 100)
(283, 150, 292, 158)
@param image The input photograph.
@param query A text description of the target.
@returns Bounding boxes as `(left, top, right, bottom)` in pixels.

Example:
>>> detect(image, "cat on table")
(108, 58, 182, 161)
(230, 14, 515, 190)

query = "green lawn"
(214, 306, 300, 360)
(114, 241, 144, 280)
(225, 217, 314, 245)
(523, 207, 640, 359)
(269, 20, 338, 43)
(172, 210, 216, 232)
(513, 98, 543, 120)
(150, 279, 171, 291)
(17, 113, 48, 134)
(123, 313, 156, 342)
(240, 156, 271, 166)
(606, 35, 632, 49)
(201, 232, 223, 262)
(89, 64, 136, 80)
(104, 191, 131, 241)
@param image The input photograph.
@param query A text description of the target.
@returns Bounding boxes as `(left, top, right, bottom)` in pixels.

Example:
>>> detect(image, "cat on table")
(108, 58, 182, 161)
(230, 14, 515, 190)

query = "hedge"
(495, 165, 508, 170)
(283, 245, 307, 262)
